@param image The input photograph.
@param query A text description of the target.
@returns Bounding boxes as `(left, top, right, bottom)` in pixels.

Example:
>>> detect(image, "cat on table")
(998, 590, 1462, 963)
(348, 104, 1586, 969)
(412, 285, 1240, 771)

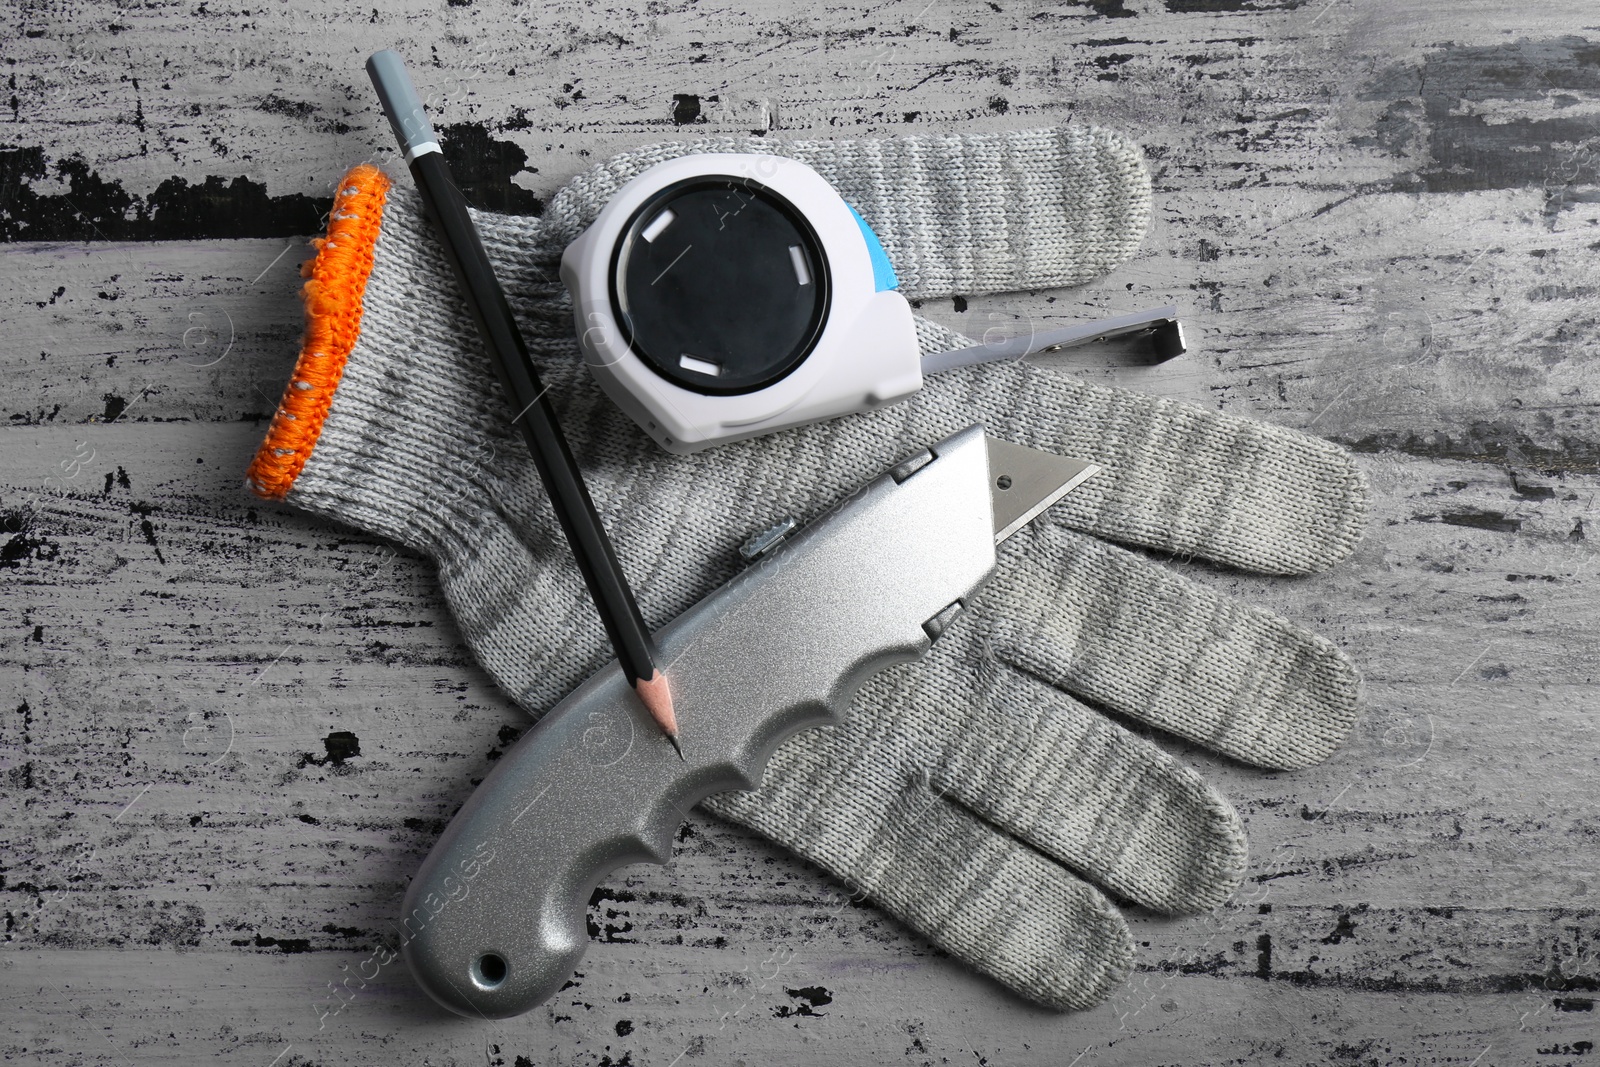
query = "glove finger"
(786, 125, 1150, 298)
(474, 123, 1149, 308)
(1031, 375, 1370, 577)
(908, 315, 1369, 576)
(975, 369, 1369, 576)
(704, 775, 1133, 1012)
(935, 658, 1247, 915)
(986, 523, 1361, 770)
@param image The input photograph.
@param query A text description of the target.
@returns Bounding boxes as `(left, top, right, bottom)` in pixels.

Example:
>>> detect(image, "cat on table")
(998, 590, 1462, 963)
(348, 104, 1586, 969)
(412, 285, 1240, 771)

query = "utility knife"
(400, 424, 1099, 1017)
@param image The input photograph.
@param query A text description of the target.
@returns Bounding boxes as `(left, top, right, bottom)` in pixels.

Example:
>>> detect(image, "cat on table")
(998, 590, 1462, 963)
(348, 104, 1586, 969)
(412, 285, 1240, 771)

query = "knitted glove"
(247, 127, 1366, 1011)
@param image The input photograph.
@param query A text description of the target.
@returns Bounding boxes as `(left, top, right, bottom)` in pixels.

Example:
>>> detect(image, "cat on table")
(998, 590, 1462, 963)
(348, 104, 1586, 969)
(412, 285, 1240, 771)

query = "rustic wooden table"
(3, 2, 1597, 1064)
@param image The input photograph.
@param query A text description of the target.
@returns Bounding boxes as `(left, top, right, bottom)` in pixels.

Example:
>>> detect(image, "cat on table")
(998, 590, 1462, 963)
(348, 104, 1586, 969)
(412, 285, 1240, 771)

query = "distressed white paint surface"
(3, 1, 1599, 1065)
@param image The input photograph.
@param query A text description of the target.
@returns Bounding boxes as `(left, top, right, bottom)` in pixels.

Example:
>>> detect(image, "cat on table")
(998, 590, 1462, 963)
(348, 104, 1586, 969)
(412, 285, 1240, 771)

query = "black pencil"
(365, 50, 681, 757)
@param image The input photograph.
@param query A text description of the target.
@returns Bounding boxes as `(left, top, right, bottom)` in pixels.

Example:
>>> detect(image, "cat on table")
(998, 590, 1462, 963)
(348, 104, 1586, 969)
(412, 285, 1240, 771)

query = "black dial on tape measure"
(609, 177, 830, 396)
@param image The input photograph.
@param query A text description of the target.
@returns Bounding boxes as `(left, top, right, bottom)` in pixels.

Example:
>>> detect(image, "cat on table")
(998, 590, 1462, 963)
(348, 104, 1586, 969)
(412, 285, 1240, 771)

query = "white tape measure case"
(560, 153, 921, 454)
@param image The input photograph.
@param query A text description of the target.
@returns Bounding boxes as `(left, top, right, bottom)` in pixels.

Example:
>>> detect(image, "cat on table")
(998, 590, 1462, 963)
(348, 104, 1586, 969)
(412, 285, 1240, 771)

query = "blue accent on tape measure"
(847, 204, 899, 292)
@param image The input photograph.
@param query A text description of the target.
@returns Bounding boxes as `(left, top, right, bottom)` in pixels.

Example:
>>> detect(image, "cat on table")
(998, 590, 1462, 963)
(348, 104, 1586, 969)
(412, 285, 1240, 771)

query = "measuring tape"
(561, 153, 1182, 454)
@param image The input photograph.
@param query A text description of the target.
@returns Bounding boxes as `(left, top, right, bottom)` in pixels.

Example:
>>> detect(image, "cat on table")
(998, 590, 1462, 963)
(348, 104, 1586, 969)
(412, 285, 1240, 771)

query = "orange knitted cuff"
(246, 164, 392, 501)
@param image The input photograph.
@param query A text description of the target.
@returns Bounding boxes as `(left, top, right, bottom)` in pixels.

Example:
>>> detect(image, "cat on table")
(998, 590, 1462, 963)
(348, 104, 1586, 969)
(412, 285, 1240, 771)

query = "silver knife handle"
(400, 425, 1000, 1018)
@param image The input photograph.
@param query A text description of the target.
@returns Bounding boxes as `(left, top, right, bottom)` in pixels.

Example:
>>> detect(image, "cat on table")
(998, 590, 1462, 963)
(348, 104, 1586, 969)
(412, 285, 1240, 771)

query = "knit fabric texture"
(250, 125, 1367, 1012)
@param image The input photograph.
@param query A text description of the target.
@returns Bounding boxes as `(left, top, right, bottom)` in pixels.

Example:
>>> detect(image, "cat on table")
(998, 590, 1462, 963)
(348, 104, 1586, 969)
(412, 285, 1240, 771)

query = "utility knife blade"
(400, 425, 1099, 1018)
(985, 435, 1098, 543)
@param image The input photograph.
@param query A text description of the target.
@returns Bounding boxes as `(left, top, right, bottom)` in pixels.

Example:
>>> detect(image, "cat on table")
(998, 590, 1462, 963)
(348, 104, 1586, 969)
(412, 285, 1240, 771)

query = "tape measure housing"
(562, 153, 922, 454)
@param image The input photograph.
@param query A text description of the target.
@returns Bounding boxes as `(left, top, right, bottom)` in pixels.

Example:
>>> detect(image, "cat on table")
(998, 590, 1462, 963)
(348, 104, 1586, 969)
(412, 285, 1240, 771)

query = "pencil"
(365, 50, 681, 758)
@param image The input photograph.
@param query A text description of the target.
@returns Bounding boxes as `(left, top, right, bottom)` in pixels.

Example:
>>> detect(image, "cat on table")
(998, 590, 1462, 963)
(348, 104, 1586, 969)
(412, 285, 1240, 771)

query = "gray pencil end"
(366, 49, 438, 158)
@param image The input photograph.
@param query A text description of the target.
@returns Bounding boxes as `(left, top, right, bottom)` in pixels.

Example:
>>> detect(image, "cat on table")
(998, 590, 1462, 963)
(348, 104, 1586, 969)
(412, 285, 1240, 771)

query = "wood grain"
(3, 1, 1599, 1064)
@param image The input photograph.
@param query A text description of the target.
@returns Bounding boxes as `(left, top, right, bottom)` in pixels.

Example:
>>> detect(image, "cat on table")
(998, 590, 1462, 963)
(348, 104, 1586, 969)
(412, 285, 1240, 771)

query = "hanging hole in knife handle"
(472, 952, 508, 989)
(996, 474, 1013, 491)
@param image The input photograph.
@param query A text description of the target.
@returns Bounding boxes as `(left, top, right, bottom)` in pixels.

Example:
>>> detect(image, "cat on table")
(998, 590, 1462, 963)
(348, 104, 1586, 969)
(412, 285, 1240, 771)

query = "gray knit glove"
(247, 127, 1366, 1011)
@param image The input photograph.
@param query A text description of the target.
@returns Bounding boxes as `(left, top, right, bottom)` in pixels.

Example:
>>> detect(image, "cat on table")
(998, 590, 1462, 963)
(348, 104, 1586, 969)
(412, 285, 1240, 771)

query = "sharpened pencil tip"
(633, 671, 680, 753)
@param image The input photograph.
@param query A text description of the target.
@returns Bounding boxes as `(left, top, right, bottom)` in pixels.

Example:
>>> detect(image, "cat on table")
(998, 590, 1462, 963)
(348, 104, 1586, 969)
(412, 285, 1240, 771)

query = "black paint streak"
(10, 402, 62, 426)
(322, 924, 365, 940)
(1073, 0, 1137, 17)
(255, 93, 350, 135)
(1220, 952, 1600, 995)
(0, 145, 330, 242)
(1165, 0, 1308, 10)
(0, 509, 60, 570)
(1430, 509, 1524, 534)
(775, 985, 833, 1018)
(1538, 1042, 1595, 1056)
(142, 902, 205, 947)
(1320, 912, 1357, 945)
(101, 466, 131, 495)
(484, 721, 525, 763)
(1364, 37, 1600, 210)
(1508, 472, 1557, 500)
(437, 123, 545, 217)
(299, 730, 361, 768)
(129, 501, 165, 564)
(587, 887, 636, 943)
(1343, 426, 1600, 476)
(589, 887, 636, 905)
(671, 93, 702, 125)
(13, 700, 33, 791)
(1092, 53, 1135, 82)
